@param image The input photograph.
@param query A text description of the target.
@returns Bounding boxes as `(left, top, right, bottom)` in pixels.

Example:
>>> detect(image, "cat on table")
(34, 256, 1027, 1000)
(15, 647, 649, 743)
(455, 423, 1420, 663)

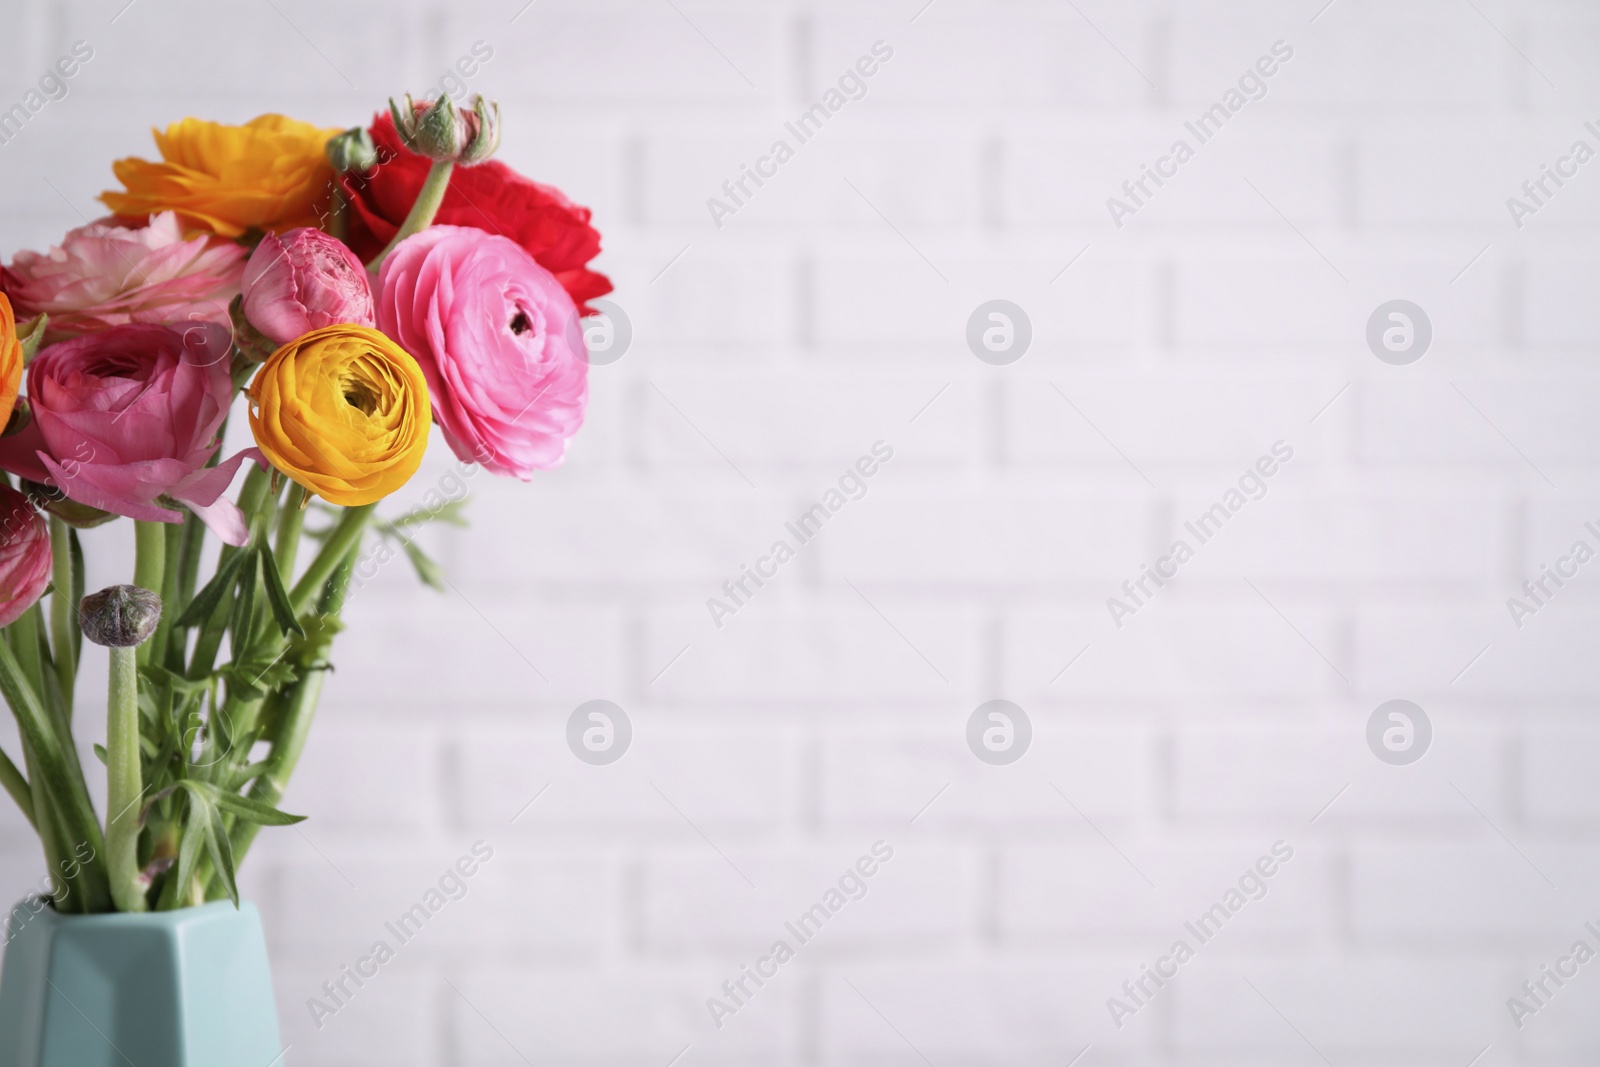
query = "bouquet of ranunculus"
(0, 95, 606, 913)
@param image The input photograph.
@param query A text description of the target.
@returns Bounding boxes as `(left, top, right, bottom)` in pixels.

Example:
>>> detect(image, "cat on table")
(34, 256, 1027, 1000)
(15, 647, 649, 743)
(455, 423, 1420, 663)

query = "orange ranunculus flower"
(248, 325, 430, 506)
(0, 295, 23, 431)
(100, 115, 342, 238)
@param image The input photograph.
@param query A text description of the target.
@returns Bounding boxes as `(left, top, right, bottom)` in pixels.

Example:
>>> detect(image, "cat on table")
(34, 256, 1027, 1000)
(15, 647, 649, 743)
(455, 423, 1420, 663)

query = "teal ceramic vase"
(0, 898, 283, 1067)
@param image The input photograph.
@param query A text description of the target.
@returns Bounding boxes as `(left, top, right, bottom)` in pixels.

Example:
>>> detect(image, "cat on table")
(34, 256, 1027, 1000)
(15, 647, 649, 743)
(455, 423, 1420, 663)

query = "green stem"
(187, 466, 273, 680)
(290, 503, 373, 615)
(48, 517, 75, 715)
(218, 544, 358, 887)
(176, 512, 206, 609)
(25, 755, 75, 911)
(104, 646, 146, 912)
(132, 521, 166, 667)
(219, 670, 326, 886)
(0, 634, 109, 911)
(369, 159, 453, 271)
(0, 744, 34, 829)
(148, 522, 183, 671)
(275, 484, 309, 579)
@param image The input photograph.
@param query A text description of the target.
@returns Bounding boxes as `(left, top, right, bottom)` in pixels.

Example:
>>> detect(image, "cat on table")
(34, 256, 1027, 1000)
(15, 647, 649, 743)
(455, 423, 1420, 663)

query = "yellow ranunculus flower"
(248, 325, 431, 506)
(101, 114, 342, 238)
(0, 295, 23, 432)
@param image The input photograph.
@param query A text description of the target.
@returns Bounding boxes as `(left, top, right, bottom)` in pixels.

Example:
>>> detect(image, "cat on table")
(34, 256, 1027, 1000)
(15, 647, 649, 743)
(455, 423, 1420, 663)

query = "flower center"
(509, 308, 532, 335)
(342, 378, 379, 416)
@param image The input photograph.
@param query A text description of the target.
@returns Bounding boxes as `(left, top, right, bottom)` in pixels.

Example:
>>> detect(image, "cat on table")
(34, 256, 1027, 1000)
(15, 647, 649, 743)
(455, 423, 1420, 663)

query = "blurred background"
(4, 0, 1600, 1063)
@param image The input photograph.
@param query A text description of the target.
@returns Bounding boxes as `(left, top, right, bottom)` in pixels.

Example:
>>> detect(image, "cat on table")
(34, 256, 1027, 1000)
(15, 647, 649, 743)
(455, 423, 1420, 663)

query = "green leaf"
(204, 801, 239, 907)
(172, 795, 207, 904)
(221, 654, 296, 700)
(228, 550, 259, 655)
(291, 614, 344, 665)
(92, 743, 107, 765)
(211, 789, 306, 826)
(17, 314, 48, 361)
(225, 760, 274, 791)
(175, 546, 250, 628)
(400, 540, 446, 591)
(389, 497, 471, 530)
(258, 542, 305, 637)
(141, 663, 213, 697)
(140, 784, 179, 822)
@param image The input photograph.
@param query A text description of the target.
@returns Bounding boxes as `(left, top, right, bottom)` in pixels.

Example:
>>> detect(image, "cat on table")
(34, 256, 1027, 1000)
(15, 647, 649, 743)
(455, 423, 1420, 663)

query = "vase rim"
(7, 897, 257, 928)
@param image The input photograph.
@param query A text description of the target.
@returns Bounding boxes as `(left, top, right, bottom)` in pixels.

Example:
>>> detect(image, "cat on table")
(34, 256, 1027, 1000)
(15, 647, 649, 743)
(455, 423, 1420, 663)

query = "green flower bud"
(326, 127, 379, 174)
(388, 93, 501, 166)
(80, 585, 162, 648)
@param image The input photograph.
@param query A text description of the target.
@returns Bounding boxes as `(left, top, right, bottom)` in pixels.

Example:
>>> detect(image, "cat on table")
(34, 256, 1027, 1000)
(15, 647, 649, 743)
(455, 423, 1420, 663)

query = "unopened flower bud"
(326, 127, 379, 174)
(4, 397, 30, 437)
(80, 585, 162, 648)
(458, 97, 501, 165)
(388, 93, 500, 166)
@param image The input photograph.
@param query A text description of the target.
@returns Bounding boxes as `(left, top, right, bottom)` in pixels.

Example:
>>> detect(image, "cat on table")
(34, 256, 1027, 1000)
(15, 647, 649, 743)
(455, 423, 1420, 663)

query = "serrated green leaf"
(259, 542, 305, 637)
(175, 546, 250, 628)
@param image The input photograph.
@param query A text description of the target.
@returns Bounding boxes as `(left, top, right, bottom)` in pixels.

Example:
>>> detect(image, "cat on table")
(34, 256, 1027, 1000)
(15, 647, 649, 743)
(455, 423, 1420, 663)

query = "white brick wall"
(3, 0, 1600, 1063)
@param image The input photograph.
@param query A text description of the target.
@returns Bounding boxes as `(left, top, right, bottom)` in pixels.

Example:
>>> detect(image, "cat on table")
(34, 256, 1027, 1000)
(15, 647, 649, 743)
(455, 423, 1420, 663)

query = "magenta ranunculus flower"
(1, 212, 245, 343)
(0, 323, 260, 545)
(0, 486, 53, 628)
(241, 227, 375, 344)
(376, 225, 587, 477)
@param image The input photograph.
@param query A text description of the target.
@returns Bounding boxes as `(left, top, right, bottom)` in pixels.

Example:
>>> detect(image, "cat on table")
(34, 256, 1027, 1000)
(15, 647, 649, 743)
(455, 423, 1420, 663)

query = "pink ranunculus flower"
(0, 487, 53, 628)
(241, 227, 375, 344)
(376, 225, 587, 477)
(0, 323, 261, 546)
(1, 212, 246, 343)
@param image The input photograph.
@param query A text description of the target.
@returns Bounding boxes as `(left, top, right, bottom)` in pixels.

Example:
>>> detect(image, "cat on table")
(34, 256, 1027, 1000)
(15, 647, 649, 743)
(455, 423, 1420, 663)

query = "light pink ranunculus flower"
(0, 486, 53, 628)
(241, 227, 375, 344)
(0, 323, 261, 546)
(376, 225, 587, 477)
(1, 212, 245, 342)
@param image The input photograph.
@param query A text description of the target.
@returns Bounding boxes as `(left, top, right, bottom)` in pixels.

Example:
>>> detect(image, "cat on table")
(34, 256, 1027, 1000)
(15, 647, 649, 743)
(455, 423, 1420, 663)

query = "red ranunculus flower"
(339, 113, 611, 314)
